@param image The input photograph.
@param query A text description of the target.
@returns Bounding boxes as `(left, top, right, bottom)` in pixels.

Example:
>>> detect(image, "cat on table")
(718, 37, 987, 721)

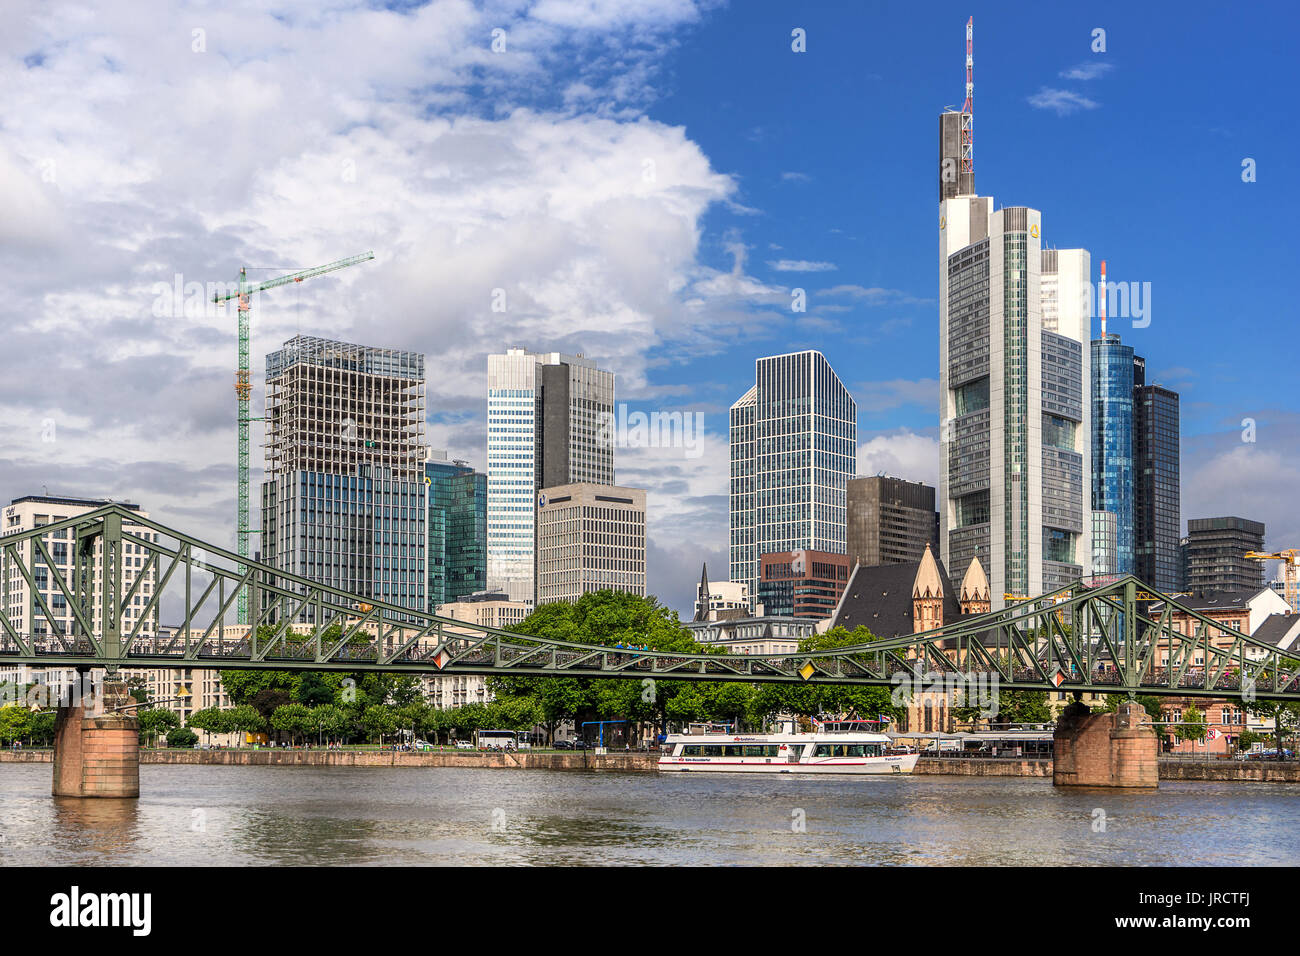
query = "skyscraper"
(1133, 355, 1182, 592)
(729, 351, 856, 607)
(1091, 333, 1135, 574)
(261, 335, 427, 618)
(486, 348, 615, 604)
(535, 482, 645, 604)
(425, 450, 487, 610)
(939, 198, 1091, 604)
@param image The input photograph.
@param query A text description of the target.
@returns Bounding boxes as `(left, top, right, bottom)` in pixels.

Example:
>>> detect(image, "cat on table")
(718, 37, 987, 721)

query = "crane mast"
(961, 16, 973, 179)
(212, 251, 375, 623)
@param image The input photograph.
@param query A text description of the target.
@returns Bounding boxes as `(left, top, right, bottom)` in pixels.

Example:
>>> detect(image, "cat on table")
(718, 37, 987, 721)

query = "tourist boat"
(658, 720, 920, 775)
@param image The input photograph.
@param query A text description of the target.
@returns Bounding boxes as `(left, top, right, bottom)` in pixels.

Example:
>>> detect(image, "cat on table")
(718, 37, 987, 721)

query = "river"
(1, 764, 1295, 865)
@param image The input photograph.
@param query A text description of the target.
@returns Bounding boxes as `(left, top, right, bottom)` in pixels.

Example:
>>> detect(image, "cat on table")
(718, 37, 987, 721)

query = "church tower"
(959, 556, 991, 615)
(912, 543, 946, 633)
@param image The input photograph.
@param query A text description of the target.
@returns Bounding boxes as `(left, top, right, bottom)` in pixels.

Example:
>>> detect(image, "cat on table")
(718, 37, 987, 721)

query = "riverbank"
(5, 749, 1300, 781)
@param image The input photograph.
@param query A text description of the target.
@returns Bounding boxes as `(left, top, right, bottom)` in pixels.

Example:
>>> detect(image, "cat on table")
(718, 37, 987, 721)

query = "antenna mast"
(961, 16, 974, 179)
(1100, 259, 1108, 339)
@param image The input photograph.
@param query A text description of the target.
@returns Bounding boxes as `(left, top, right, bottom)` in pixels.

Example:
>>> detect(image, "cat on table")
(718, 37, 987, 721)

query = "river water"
(1, 764, 1295, 866)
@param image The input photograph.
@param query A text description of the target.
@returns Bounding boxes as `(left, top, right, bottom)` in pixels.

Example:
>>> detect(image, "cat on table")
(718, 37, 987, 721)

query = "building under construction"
(260, 335, 428, 618)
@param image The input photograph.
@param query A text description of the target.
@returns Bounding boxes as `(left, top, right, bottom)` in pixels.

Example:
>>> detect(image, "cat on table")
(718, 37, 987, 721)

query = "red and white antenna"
(961, 17, 974, 177)
(1099, 259, 1108, 339)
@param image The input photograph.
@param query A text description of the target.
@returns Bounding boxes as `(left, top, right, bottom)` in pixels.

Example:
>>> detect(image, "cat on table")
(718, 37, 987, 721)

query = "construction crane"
(1245, 549, 1299, 611)
(212, 251, 375, 623)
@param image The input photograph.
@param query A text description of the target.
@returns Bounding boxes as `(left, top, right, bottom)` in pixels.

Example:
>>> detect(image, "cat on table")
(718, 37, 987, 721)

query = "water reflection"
(0, 764, 1295, 866)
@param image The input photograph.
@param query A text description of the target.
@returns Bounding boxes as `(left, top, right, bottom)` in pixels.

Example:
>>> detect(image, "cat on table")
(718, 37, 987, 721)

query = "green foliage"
(137, 708, 181, 747)
(1173, 705, 1208, 744)
(221, 669, 299, 708)
(0, 706, 32, 744)
(166, 727, 199, 748)
(270, 703, 314, 744)
(1243, 697, 1300, 755)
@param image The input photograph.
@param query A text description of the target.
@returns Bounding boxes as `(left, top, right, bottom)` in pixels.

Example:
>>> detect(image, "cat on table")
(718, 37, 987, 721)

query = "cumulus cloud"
(767, 259, 836, 272)
(0, 0, 775, 575)
(1059, 62, 1114, 81)
(857, 430, 939, 489)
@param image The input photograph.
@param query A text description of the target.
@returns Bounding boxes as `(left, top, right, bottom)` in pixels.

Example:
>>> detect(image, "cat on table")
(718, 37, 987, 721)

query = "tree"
(166, 727, 199, 749)
(1243, 698, 1300, 759)
(1173, 705, 1208, 745)
(360, 705, 400, 746)
(137, 708, 180, 748)
(187, 707, 231, 746)
(270, 703, 313, 746)
(225, 704, 266, 745)
(310, 704, 349, 746)
(0, 706, 32, 745)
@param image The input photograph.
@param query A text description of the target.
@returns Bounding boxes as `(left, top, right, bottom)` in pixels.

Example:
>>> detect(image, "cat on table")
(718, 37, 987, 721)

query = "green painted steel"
(211, 251, 375, 624)
(2, 505, 1298, 700)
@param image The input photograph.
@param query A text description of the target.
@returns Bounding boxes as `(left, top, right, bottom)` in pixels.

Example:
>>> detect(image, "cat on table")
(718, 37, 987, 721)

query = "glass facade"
(1133, 368, 1182, 593)
(426, 458, 487, 610)
(1091, 335, 1135, 574)
(729, 352, 855, 607)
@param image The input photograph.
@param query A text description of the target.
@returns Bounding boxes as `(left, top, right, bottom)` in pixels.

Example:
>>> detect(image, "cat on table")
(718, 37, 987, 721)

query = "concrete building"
(686, 615, 815, 655)
(0, 495, 159, 696)
(486, 349, 615, 604)
(261, 335, 428, 619)
(729, 351, 856, 609)
(535, 483, 645, 605)
(756, 549, 850, 621)
(1183, 517, 1265, 592)
(1132, 356, 1182, 593)
(425, 450, 487, 610)
(692, 566, 750, 622)
(846, 476, 939, 568)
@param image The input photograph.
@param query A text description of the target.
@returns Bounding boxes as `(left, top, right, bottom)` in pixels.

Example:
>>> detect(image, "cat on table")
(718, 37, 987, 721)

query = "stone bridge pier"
(1053, 696, 1158, 788)
(52, 678, 140, 798)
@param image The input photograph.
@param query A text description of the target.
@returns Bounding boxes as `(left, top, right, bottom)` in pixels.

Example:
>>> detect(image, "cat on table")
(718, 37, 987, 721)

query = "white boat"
(658, 720, 920, 775)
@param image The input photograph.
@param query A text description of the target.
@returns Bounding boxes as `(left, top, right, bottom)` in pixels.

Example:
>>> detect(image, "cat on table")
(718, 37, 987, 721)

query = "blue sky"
(1, 0, 1295, 617)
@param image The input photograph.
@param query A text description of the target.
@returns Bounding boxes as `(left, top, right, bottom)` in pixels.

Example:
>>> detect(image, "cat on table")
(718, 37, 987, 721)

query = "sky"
(1, 0, 1296, 618)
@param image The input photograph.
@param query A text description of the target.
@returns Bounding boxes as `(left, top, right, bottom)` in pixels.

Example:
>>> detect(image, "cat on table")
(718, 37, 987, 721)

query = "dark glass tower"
(426, 455, 487, 609)
(1091, 334, 1135, 574)
(1132, 356, 1183, 592)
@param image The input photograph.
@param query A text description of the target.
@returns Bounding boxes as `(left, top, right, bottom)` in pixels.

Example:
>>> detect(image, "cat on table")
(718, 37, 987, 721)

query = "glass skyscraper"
(425, 452, 487, 609)
(1091, 334, 1135, 574)
(486, 348, 614, 604)
(729, 351, 856, 607)
(261, 335, 427, 619)
(1133, 355, 1182, 593)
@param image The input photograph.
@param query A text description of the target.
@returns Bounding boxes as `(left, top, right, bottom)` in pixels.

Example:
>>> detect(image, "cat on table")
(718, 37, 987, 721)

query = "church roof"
(832, 555, 962, 638)
(959, 556, 990, 604)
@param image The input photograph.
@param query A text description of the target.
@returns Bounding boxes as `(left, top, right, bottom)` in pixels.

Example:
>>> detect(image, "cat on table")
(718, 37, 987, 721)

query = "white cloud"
(819, 285, 930, 305)
(768, 259, 836, 272)
(857, 430, 939, 489)
(1059, 62, 1114, 81)
(854, 378, 938, 414)
(1027, 88, 1099, 115)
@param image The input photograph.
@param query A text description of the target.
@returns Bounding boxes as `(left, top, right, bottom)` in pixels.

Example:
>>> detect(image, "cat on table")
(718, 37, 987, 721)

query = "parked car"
(553, 740, 574, 750)
(454, 739, 474, 750)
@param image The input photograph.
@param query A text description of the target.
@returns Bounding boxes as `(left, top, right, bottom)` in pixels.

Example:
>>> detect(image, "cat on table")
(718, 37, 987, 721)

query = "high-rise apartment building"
(1091, 334, 1135, 575)
(425, 450, 487, 610)
(846, 476, 939, 568)
(729, 351, 856, 608)
(1184, 517, 1265, 592)
(486, 349, 615, 604)
(939, 196, 1091, 605)
(1133, 356, 1182, 593)
(261, 335, 427, 618)
(535, 483, 645, 605)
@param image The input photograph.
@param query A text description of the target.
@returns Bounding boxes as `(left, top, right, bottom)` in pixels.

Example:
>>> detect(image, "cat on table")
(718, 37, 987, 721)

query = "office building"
(1133, 356, 1182, 593)
(261, 335, 428, 618)
(729, 351, 856, 608)
(486, 348, 615, 604)
(1091, 334, 1135, 574)
(1184, 517, 1265, 592)
(427, 592, 531, 710)
(425, 450, 487, 610)
(846, 476, 939, 569)
(535, 483, 645, 605)
(756, 549, 850, 620)
(939, 200, 1092, 604)
(1091, 510, 1119, 580)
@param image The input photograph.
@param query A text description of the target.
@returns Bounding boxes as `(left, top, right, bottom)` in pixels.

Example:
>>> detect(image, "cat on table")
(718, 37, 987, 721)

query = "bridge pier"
(1053, 698, 1158, 788)
(52, 680, 140, 798)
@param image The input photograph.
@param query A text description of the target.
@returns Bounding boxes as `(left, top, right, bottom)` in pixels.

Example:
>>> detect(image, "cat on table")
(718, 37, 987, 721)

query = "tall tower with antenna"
(939, 17, 976, 200)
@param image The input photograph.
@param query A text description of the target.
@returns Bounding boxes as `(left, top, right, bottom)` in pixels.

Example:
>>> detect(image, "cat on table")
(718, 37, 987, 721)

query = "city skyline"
(1, 2, 1296, 618)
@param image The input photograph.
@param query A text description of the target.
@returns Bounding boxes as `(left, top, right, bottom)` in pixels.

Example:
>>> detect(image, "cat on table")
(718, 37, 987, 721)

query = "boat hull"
(658, 753, 920, 775)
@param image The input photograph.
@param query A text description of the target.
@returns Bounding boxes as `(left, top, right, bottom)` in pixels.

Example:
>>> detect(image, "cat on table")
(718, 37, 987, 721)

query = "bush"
(167, 727, 199, 749)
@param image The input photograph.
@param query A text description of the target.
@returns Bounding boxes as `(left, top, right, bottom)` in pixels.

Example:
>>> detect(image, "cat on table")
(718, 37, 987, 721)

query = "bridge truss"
(1, 505, 1298, 701)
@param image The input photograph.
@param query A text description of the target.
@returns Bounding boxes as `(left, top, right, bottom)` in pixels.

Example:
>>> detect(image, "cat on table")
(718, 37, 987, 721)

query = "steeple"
(912, 543, 946, 633)
(959, 556, 991, 614)
(694, 563, 711, 622)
